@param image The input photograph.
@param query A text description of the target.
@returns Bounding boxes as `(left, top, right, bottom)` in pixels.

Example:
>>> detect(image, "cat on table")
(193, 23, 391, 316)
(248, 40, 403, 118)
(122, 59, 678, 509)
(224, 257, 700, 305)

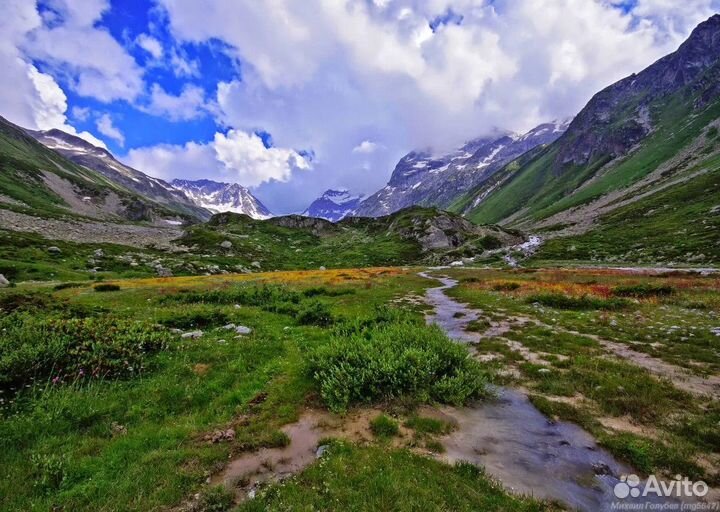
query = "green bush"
(0, 292, 51, 313)
(94, 284, 120, 292)
(157, 307, 231, 329)
(492, 282, 521, 291)
(302, 286, 355, 298)
(309, 321, 487, 412)
(296, 300, 334, 327)
(53, 282, 86, 291)
(0, 315, 174, 391)
(370, 414, 399, 438)
(163, 284, 301, 307)
(527, 293, 629, 310)
(612, 284, 674, 298)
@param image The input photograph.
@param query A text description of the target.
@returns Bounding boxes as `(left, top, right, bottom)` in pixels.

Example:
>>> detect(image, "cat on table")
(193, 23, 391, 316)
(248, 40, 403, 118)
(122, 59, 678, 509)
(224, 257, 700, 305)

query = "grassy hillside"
(0, 116, 196, 222)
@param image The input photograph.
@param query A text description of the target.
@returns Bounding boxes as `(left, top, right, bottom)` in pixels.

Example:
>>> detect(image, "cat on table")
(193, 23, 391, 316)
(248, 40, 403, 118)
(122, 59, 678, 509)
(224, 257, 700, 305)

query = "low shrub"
(94, 284, 120, 292)
(309, 321, 487, 412)
(612, 284, 674, 298)
(163, 284, 301, 308)
(53, 282, 86, 291)
(296, 300, 334, 327)
(302, 286, 355, 298)
(370, 414, 399, 438)
(492, 282, 521, 291)
(527, 293, 629, 310)
(0, 292, 50, 313)
(0, 315, 174, 391)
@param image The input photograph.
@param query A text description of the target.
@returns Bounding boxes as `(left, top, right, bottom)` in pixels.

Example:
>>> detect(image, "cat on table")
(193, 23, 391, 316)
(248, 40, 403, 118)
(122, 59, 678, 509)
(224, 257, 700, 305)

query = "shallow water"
(419, 271, 686, 512)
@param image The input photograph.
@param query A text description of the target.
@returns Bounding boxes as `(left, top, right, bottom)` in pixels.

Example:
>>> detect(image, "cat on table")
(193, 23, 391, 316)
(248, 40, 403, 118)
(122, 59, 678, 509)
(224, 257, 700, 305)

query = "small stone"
(319, 266, 326, 270)
(537, 368, 551, 374)
(48, 246, 62, 255)
(219, 240, 232, 249)
(592, 461, 613, 476)
(0, 274, 9, 288)
(169, 328, 183, 334)
(316, 444, 329, 458)
(93, 249, 105, 258)
(234, 304, 242, 309)
(251, 261, 261, 268)
(222, 323, 237, 330)
(181, 330, 203, 339)
(235, 326, 252, 335)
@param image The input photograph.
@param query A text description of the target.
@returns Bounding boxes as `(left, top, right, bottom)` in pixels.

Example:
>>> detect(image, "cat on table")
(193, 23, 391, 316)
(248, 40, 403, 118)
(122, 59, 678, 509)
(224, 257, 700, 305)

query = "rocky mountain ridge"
(171, 179, 272, 219)
(301, 189, 364, 221)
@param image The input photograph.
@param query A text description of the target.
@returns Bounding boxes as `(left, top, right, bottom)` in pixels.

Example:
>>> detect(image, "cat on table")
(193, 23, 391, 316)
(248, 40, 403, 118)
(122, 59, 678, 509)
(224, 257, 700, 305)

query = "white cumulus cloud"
(124, 129, 310, 188)
(96, 113, 125, 147)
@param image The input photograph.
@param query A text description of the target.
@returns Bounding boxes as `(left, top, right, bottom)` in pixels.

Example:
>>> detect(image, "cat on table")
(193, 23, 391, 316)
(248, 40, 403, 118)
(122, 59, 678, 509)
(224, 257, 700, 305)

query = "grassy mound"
(309, 320, 488, 412)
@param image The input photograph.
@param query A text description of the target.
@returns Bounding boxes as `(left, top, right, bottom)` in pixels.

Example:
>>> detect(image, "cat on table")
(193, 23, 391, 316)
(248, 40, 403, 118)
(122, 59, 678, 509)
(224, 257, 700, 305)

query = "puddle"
(419, 271, 692, 512)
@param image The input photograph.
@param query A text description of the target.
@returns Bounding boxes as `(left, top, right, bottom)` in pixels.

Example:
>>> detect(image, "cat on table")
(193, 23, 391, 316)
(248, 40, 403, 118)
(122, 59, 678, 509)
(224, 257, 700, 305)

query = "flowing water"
(419, 271, 687, 512)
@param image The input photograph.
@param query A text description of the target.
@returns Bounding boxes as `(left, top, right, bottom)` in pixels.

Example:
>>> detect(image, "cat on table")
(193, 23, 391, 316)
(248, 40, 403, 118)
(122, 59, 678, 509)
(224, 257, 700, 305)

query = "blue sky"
(2, 0, 719, 213)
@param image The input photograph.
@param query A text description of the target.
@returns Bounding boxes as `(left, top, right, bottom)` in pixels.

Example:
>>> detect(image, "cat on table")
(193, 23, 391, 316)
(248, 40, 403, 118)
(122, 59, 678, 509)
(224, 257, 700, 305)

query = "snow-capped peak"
(302, 189, 364, 222)
(171, 179, 272, 219)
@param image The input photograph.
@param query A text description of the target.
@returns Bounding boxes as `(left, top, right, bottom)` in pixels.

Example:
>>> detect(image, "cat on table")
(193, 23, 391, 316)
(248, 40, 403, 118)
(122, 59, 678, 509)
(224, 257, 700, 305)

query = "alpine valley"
(1, 10, 720, 512)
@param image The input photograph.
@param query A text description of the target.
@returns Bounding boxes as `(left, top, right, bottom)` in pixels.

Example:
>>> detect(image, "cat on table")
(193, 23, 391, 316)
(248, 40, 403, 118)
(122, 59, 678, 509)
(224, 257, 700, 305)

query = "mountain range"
(0, 14, 719, 268)
(354, 120, 571, 217)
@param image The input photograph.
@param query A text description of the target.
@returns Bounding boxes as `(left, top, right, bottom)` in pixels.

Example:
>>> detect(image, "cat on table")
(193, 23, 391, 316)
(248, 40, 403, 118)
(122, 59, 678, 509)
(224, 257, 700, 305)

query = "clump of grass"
(309, 321, 488, 412)
(163, 284, 301, 307)
(404, 415, 454, 435)
(492, 282, 521, 291)
(93, 283, 120, 292)
(527, 293, 629, 310)
(612, 284, 674, 298)
(425, 439, 445, 453)
(370, 414, 399, 438)
(197, 485, 234, 512)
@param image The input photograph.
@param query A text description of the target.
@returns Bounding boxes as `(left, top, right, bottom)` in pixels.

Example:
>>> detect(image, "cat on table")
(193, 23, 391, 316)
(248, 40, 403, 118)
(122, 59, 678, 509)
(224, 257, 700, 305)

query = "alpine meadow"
(1, 2, 719, 511)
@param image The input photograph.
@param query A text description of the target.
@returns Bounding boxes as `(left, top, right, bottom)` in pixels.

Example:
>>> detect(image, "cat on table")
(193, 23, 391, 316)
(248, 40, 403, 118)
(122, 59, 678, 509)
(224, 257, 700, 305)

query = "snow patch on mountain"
(302, 189, 364, 222)
(171, 179, 272, 219)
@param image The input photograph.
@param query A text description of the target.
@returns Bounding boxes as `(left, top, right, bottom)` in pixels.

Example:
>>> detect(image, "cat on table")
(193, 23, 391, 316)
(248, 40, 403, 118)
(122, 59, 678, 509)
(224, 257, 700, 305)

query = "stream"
(419, 271, 686, 512)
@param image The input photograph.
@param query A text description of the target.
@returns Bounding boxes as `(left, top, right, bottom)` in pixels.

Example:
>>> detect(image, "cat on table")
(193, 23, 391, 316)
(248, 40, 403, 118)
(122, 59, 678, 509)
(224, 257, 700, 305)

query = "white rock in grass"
(0, 274, 9, 288)
(235, 326, 252, 335)
(181, 330, 203, 339)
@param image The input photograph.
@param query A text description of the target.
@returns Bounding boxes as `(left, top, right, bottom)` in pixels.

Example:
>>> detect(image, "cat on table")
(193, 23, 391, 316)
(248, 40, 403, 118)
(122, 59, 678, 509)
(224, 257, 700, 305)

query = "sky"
(1, 0, 719, 213)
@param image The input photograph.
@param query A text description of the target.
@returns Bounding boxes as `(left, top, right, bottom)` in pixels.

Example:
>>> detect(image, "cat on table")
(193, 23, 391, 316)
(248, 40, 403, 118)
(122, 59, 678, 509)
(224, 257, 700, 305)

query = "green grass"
(370, 414, 400, 438)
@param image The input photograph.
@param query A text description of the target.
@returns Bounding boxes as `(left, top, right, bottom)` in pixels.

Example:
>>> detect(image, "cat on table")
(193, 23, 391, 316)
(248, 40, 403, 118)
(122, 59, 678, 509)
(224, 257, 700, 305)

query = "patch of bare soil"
(204, 407, 418, 505)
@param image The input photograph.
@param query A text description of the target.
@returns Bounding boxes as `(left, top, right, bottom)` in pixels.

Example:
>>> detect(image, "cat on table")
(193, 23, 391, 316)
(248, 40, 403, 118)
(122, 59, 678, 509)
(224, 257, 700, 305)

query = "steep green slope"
(456, 15, 720, 263)
(0, 116, 196, 222)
